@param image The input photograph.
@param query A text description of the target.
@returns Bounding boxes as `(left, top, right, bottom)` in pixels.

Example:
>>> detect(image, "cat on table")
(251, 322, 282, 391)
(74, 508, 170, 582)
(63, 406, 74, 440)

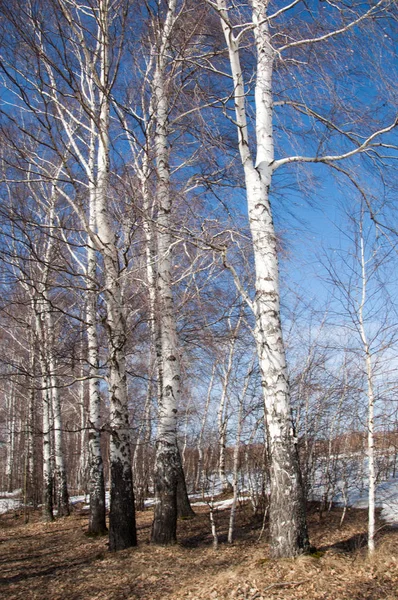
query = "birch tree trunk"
(6, 384, 15, 493)
(150, 51, 180, 541)
(228, 405, 243, 544)
(27, 340, 36, 506)
(176, 445, 195, 519)
(358, 228, 376, 554)
(77, 374, 88, 494)
(133, 383, 153, 511)
(86, 290, 107, 534)
(86, 119, 107, 535)
(217, 316, 242, 492)
(195, 365, 215, 492)
(150, 0, 194, 544)
(228, 359, 255, 543)
(46, 307, 70, 517)
(42, 379, 54, 522)
(36, 301, 54, 522)
(216, 0, 309, 557)
(96, 0, 136, 551)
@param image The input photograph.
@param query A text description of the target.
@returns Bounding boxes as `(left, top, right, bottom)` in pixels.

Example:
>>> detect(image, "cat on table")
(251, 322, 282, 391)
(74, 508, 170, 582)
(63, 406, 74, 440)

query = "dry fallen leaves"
(1, 502, 398, 599)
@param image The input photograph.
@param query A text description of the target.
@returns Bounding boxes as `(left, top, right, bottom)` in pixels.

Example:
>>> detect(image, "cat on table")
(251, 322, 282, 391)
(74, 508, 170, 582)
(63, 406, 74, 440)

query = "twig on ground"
(263, 579, 309, 592)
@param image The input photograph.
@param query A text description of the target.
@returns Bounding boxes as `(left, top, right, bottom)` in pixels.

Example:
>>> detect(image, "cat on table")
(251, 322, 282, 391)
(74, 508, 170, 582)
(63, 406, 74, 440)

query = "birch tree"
(211, 0, 309, 557)
(54, 0, 137, 550)
(323, 201, 398, 553)
(149, 0, 187, 545)
(207, 0, 397, 557)
(115, 0, 198, 543)
(0, 0, 137, 549)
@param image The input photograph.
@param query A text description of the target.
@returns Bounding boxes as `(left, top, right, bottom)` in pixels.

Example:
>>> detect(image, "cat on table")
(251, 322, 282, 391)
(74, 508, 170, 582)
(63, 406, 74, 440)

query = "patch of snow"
(0, 498, 21, 514)
(0, 489, 22, 498)
(69, 494, 89, 505)
(191, 495, 250, 510)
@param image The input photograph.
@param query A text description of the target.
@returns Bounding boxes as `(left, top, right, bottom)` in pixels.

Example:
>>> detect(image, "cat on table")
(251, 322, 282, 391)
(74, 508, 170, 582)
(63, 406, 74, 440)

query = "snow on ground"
(341, 478, 398, 525)
(0, 489, 22, 514)
(67, 492, 250, 512)
(311, 455, 398, 526)
(0, 497, 21, 514)
(5, 466, 398, 524)
(191, 495, 250, 510)
(68, 493, 158, 510)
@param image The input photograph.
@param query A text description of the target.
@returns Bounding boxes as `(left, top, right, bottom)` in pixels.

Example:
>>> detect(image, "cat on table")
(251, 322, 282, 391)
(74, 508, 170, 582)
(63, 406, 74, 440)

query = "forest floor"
(1, 499, 398, 600)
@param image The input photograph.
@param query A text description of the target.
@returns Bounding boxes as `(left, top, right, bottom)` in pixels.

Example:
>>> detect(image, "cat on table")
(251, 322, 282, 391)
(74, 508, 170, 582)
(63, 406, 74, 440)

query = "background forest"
(0, 0, 397, 565)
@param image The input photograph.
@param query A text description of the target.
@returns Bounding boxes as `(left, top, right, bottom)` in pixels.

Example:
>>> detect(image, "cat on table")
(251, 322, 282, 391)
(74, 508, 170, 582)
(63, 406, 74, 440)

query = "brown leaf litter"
(1, 500, 398, 599)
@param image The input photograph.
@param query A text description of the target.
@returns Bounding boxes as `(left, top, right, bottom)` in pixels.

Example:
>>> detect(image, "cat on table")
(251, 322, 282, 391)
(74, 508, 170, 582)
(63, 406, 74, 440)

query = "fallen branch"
(263, 579, 309, 592)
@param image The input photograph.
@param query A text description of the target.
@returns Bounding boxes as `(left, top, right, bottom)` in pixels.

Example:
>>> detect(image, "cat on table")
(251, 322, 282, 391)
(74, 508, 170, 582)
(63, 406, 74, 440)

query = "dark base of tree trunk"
(88, 462, 107, 535)
(134, 487, 146, 512)
(221, 480, 233, 494)
(151, 441, 178, 545)
(57, 504, 70, 517)
(57, 482, 70, 517)
(269, 442, 310, 559)
(109, 460, 137, 552)
(151, 492, 177, 544)
(42, 508, 55, 522)
(42, 477, 54, 522)
(176, 449, 195, 519)
(89, 499, 107, 536)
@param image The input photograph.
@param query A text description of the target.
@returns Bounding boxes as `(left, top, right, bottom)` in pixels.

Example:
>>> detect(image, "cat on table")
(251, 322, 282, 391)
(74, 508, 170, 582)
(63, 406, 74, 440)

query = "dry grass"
(1, 500, 398, 599)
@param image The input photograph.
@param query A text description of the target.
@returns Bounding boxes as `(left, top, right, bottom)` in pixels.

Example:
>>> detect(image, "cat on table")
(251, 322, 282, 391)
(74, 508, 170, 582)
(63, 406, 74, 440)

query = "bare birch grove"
(0, 0, 396, 562)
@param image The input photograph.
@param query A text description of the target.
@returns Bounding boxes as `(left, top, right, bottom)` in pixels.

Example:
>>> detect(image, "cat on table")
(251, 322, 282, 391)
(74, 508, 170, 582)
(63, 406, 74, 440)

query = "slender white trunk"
(45, 307, 70, 517)
(150, 0, 195, 544)
(195, 364, 216, 491)
(133, 382, 153, 510)
(358, 232, 376, 554)
(217, 317, 241, 491)
(6, 384, 15, 493)
(85, 114, 107, 534)
(35, 302, 54, 522)
(151, 52, 180, 540)
(216, 0, 309, 557)
(228, 403, 243, 544)
(42, 376, 54, 521)
(228, 362, 252, 543)
(27, 343, 36, 505)
(78, 373, 87, 493)
(86, 282, 107, 533)
(95, 0, 136, 550)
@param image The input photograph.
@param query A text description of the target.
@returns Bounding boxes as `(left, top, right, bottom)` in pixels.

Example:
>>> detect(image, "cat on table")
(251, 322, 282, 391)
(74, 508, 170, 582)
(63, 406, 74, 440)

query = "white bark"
(93, 0, 136, 550)
(85, 105, 107, 534)
(27, 335, 36, 505)
(228, 360, 252, 543)
(6, 384, 16, 493)
(35, 302, 54, 522)
(78, 374, 88, 493)
(358, 230, 376, 554)
(46, 306, 70, 517)
(215, 0, 309, 557)
(151, 0, 192, 545)
(133, 382, 153, 510)
(217, 315, 242, 491)
(195, 364, 216, 492)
